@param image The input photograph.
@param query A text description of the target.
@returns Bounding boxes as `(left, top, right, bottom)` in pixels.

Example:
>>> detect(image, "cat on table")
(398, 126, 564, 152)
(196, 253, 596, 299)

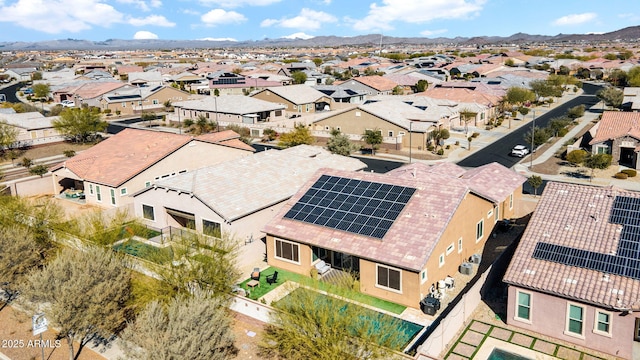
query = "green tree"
(628, 66, 640, 87)
(29, 164, 48, 177)
(607, 69, 628, 87)
(527, 175, 543, 196)
(0, 226, 44, 309)
(548, 116, 572, 137)
(262, 128, 278, 141)
(32, 83, 50, 99)
(278, 123, 314, 148)
(566, 149, 588, 166)
(20, 157, 33, 168)
(291, 71, 308, 84)
(120, 293, 236, 360)
(312, 58, 323, 67)
(429, 127, 450, 150)
(31, 71, 43, 80)
(567, 105, 585, 119)
(326, 128, 358, 156)
(361, 128, 382, 155)
(391, 85, 404, 95)
(584, 153, 612, 181)
(0, 120, 19, 154)
(596, 87, 624, 108)
(23, 247, 131, 360)
(261, 277, 407, 360)
(52, 108, 107, 143)
(63, 149, 76, 157)
(529, 80, 562, 100)
(524, 126, 551, 148)
(414, 79, 428, 92)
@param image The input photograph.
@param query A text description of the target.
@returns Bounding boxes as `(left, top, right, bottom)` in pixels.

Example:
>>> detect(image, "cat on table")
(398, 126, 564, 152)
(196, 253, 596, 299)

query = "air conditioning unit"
(471, 254, 482, 264)
(459, 262, 473, 275)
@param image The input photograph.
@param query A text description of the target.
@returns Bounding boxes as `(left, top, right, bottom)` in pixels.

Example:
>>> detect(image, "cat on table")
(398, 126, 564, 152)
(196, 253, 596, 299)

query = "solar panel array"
(532, 195, 640, 280)
(283, 175, 416, 239)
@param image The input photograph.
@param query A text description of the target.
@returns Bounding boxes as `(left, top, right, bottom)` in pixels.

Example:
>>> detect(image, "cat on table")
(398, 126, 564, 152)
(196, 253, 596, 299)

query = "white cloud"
(116, 0, 162, 12)
(0, 0, 124, 34)
(261, 8, 337, 31)
(282, 32, 314, 40)
(553, 13, 597, 26)
(420, 29, 448, 37)
(129, 15, 176, 27)
(351, 0, 485, 32)
(198, 0, 280, 8)
(198, 37, 238, 41)
(133, 30, 158, 39)
(201, 9, 247, 26)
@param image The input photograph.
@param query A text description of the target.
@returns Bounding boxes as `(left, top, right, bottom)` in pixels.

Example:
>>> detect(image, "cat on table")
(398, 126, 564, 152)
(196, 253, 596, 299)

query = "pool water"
(488, 348, 532, 360)
(275, 287, 423, 351)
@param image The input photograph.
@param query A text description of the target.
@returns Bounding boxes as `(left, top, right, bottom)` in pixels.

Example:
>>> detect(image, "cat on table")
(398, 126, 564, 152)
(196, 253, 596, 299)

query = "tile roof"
(0, 111, 56, 131)
(253, 84, 327, 104)
(420, 87, 501, 106)
(263, 167, 475, 271)
(149, 145, 366, 221)
(174, 95, 285, 114)
(349, 75, 399, 91)
(58, 128, 251, 187)
(503, 182, 640, 310)
(589, 111, 640, 145)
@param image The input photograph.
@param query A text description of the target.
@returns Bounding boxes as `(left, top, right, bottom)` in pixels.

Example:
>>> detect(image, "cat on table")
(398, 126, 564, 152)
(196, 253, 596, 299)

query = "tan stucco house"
(588, 111, 640, 169)
(251, 84, 332, 114)
(99, 85, 194, 116)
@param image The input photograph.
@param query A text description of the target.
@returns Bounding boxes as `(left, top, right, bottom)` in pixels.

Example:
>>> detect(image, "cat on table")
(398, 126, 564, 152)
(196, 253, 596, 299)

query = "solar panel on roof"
(533, 195, 640, 280)
(283, 175, 416, 239)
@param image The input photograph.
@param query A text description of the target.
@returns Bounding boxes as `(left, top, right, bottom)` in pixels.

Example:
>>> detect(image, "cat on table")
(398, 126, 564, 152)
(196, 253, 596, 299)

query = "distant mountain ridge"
(1, 26, 639, 51)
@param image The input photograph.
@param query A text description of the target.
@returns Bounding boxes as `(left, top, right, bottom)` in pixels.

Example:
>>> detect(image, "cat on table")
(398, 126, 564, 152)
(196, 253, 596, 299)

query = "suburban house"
(313, 85, 368, 104)
(99, 85, 193, 115)
(52, 81, 125, 107)
(50, 129, 254, 208)
(173, 95, 286, 125)
(622, 87, 640, 112)
(251, 84, 333, 114)
(263, 162, 525, 308)
(587, 111, 640, 169)
(503, 182, 640, 359)
(311, 98, 456, 151)
(132, 145, 366, 241)
(206, 72, 283, 96)
(336, 75, 399, 95)
(127, 71, 164, 87)
(0, 111, 63, 147)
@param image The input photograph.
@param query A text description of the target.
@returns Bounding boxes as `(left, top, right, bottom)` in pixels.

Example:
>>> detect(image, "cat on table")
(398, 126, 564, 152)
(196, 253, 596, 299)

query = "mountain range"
(1, 26, 639, 51)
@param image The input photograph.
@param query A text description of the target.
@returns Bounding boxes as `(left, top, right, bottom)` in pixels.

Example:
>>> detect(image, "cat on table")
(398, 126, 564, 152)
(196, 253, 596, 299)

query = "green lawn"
(237, 267, 406, 314)
(113, 239, 173, 264)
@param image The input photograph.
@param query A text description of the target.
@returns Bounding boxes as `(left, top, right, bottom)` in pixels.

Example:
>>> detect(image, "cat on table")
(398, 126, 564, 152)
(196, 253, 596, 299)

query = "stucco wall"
(506, 285, 637, 359)
(265, 235, 314, 276)
(359, 259, 420, 308)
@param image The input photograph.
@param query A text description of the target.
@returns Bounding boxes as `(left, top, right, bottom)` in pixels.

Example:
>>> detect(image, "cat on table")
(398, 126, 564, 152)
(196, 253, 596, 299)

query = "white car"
(60, 100, 75, 107)
(511, 145, 530, 157)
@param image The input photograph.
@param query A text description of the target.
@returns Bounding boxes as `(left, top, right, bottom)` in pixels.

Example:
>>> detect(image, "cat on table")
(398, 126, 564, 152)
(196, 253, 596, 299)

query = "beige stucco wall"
(252, 90, 332, 114)
(101, 87, 190, 115)
(359, 259, 420, 308)
(265, 235, 314, 276)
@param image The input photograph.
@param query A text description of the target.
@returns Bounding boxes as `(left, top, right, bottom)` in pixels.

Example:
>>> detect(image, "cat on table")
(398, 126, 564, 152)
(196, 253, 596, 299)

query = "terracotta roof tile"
(589, 111, 640, 145)
(351, 75, 399, 91)
(503, 182, 640, 310)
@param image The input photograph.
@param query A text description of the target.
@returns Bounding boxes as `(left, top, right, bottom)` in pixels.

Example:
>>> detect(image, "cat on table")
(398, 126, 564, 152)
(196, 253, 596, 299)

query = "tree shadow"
(561, 169, 590, 179)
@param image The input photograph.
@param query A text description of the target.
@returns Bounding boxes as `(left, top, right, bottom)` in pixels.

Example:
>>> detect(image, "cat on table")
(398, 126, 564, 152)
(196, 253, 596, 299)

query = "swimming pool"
(488, 348, 532, 360)
(274, 287, 423, 351)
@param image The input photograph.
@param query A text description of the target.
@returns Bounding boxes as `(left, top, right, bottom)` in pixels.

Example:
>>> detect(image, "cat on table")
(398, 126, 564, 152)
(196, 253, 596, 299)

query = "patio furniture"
(314, 260, 331, 276)
(266, 271, 279, 285)
(247, 279, 259, 289)
(251, 267, 261, 281)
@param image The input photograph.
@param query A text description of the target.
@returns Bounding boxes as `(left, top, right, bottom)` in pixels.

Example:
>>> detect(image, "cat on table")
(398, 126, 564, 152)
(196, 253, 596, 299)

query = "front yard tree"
(0, 120, 19, 154)
(23, 246, 132, 360)
(524, 126, 551, 148)
(567, 105, 585, 119)
(120, 293, 236, 360)
(261, 277, 407, 360)
(566, 149, 588, 166)
(597, 87, 623, 109)
(52, 107, 107, 143)
(584, 153, 613, 181)
(326, 128, 357, 156)
(29, 164, 49, 177)
(0, 226, 43, 310)
(529, 79, 562, 100)
(429, 127, 450, 150)
(291, 71, 307, 85)
(527, 175, 543, 196)
(414, 79, 428, 92)
(278, 123, 314, 148)
(361, 128, 382, 155)
(32, 83, 50, 99)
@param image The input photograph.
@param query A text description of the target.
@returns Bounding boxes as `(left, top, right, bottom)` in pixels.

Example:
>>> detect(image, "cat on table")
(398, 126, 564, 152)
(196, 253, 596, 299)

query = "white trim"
(476, 219, 484, 243)
(201, 217, 221, 237)
(458, 237, 463, 253)
(95, 185, 102, 202)
(565, 302, 586, 339)
(274, 238, 300, 265)
(509, 193, 514, 210)
(420, 269, 428, 284)
(438, 253, 445, 268)
(375, 263, 402, 294)
(89, 183, 94, 196)
(446, 243, 454, 256)
(120, 187, 128, 196)
(110, 188, 116, 206)
(514, 289, 532, 324)
(593, 309, 613, 337)
(487, 209, 493, 218)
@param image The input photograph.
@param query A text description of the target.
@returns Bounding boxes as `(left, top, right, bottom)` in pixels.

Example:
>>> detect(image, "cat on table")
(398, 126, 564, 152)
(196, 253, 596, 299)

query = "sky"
(0, 0, 638, 43)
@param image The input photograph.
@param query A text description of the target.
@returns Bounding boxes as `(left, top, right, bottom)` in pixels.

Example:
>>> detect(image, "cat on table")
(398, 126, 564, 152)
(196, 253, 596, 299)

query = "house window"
(275, 110, 282, 117)
(275, 238, 300, 264)
(438, 253, 445, 267)
(95, 186, 101, 202)
(566, 303, 585, 336)
(476, 219, 484, 242)
(515, 291, 531, 321)
(89, 184, 94, 195)
(142, 204, 155, 221)
(152, 99, 159, 104)
(110, 189, 116, 206)
(420, 269, 428, 284)
(509, 193, 513, 209)
(635, 318, 640, 342)
(487, 209, 493, 218)
(398, 131, 405, 136)
(120, 188, 127, 195)
(594, 310, 611, 336)
(355, 111, 361, 117)
(446, 243, 454, 255)
(458, 237, 463, 253)
(145, 181, 151, 188)
(376, 264, 401, 292)
(388, 130, 394, 137)
(202, 219, 221, 237)
(596, 145, 610, 154)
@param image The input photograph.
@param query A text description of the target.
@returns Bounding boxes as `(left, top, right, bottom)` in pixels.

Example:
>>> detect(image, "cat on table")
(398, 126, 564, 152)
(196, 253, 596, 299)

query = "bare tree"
(120, 292, 236, 360)
(0, 226, 43, 310)
(22, 246, 132, 360)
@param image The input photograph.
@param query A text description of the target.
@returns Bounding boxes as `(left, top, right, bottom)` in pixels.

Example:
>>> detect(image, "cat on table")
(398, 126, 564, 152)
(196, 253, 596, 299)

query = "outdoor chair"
(250, 267, 261, 281)
(266, 271, 279, 285)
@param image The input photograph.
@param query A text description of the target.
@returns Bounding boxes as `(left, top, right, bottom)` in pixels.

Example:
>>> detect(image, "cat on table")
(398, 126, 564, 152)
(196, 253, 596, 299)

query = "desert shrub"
(309, 267, 318, 280)
(471, 132, 480, 138)
(427, 144, 435, 151)
(557, 128, 569, 137)
(103, 109, 112, 114)
(445, 145, 450, 150)
(437, 149, 444, 155)
(615, 172, 629, 179)
(455, 140, 460, 146)
(622, 169, 637, 177)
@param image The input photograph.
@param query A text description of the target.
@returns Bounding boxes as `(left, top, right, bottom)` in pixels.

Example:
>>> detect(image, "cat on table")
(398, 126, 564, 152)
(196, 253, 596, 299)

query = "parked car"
(23, 88, 33, 95)
(60, 100, 75, 107)
(510, 144, 530, 157)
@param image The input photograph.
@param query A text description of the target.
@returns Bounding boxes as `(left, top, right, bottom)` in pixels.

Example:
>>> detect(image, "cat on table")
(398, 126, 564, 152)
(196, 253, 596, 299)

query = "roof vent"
(524, 269, 536, 275)
(558, 190, 569, 195)
(602, 274, 610, 282)
(543, 232, 550, 237)
(564, 224, 573, 231)
(611, 288, 624, 295)
(331, 237, 341, 243)
(564, 278, 577, 285)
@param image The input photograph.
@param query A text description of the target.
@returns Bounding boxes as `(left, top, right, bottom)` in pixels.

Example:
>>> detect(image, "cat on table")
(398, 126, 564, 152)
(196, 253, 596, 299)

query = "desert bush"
(471, 132, 480, 138)
(437, 149, 444, 155)
(615, 172, 629, 179)
(622, 169, 637, 177)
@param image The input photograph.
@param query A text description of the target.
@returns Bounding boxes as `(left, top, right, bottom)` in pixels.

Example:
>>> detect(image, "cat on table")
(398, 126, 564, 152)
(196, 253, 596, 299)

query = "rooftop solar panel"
(283, 175, 416, 239)
(532, 195, 640, 280)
